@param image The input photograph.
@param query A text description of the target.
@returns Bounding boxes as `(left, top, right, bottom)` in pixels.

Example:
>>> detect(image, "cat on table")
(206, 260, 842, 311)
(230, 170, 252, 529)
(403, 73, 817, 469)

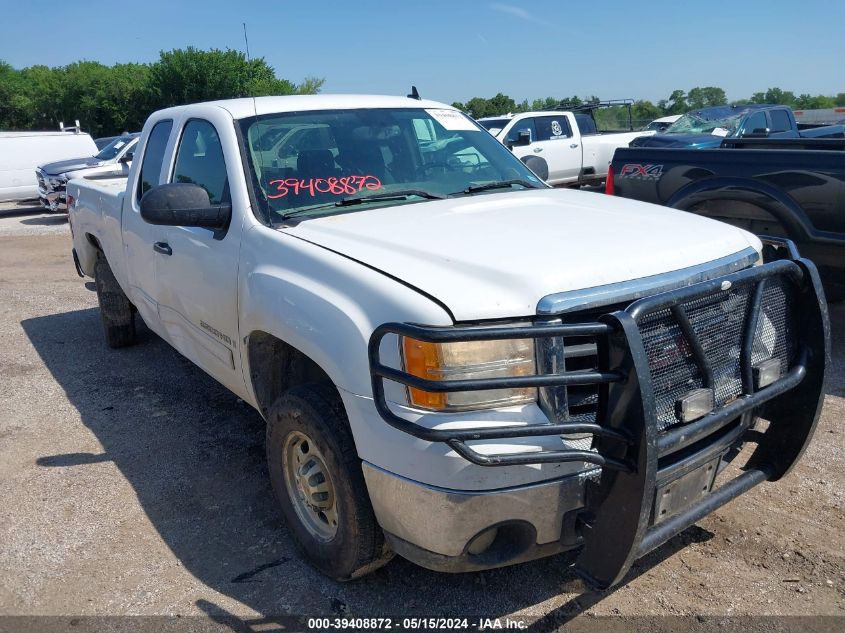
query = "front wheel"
(266, 384, 392, 580)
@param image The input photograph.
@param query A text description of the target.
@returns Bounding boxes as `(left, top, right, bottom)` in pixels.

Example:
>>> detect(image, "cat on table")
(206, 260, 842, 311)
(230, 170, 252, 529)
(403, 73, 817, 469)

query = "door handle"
(570, 143, 579, 148)
(533, 147, 543, 153)
(153, 242, 172, 256)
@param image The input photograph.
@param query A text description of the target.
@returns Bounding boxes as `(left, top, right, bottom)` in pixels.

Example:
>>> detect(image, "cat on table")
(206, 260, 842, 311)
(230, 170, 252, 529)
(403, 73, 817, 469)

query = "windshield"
(239, 108, 545, 224)
(665, 111, 746, 136)
(476, 118, 511, 136)
(95, 135, 136, 160)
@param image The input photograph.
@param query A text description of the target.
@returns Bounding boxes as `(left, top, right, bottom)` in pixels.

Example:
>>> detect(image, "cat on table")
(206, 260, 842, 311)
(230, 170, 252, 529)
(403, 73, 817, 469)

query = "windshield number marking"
(267, 176, 382, 199)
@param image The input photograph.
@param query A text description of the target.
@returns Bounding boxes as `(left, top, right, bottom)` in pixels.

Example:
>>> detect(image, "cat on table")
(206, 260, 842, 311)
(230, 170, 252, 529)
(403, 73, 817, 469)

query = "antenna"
(408, 85, 421, 100)
(243, 22, 252, 61)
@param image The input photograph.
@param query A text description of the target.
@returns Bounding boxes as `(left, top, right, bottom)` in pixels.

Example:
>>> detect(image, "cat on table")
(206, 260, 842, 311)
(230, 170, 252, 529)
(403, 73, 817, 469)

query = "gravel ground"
(0, 201, 843, 629)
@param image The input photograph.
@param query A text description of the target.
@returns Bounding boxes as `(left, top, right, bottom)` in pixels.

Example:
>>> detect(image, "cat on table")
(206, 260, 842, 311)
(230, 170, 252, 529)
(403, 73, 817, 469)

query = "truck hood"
(39, 156, 103, 175)
(283, 189, 759, 321)
(630, 133, 725, 149)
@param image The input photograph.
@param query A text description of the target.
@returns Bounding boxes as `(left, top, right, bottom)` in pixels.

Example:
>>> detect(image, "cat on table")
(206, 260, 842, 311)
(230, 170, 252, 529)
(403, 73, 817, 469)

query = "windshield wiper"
(279, 201, 344, 222)
(335, 189, 446, 206)
(453, 179, 541, 195)
(278, 189, 446, 223)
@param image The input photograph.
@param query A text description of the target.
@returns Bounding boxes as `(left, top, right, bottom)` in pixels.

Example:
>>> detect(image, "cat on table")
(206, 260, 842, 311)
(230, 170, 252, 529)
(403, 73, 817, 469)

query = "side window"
(171, 120, 230, 205)
(137, 120, 173, 201)
(574, 114, 598, 135)
(770, 109, 791, 133)
(412, 118, 435, 142)
(535, 116, 572, 141)
(744, 111, 768, 134)
(506, 118, 537, 144)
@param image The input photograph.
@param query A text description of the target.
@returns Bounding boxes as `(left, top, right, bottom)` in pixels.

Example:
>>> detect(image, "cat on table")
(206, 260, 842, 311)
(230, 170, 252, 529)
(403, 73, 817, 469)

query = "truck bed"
(67, 175, 128, 282)
(608, 141, 845, 296)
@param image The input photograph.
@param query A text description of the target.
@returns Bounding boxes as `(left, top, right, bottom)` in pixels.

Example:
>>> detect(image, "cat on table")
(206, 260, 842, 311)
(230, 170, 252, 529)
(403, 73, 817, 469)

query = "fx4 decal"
(619, 163, 664, 180)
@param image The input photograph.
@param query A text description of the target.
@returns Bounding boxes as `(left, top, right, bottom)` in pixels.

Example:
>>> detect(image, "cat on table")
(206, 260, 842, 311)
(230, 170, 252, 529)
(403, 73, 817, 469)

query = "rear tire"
(266, 383, 392, 580)
(94, 252, 136, 348)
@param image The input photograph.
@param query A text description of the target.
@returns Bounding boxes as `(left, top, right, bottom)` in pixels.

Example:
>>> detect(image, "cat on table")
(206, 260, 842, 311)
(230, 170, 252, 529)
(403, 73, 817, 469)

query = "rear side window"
(575, 114, 598, 135)
(535, 116, 572, 141)
(770, 109, 791, 133)
(137, 120, 173, 201)
(171, 120, 230, 204)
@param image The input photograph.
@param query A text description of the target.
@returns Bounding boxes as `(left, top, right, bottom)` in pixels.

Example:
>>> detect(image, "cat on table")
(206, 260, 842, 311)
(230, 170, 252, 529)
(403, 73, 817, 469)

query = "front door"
(152, 116, 246, 398)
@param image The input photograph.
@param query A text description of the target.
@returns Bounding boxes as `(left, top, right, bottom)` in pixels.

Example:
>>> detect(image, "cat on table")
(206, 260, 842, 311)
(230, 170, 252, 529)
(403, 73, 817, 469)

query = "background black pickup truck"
(607, 138, 845, 299)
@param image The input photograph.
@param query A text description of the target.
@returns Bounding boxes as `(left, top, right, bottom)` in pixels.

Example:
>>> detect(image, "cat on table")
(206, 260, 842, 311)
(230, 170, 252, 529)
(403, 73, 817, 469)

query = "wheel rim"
(281, 430, 338, 541)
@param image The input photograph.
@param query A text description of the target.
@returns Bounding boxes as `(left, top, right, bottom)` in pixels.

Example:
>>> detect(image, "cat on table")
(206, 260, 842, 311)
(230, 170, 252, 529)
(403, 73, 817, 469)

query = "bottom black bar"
(637, 466, 772, 557)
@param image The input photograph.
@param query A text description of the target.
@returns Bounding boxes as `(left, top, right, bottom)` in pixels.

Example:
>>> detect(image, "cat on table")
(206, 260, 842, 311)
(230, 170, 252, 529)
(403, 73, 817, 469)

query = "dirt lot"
(0, 202, 843, 629)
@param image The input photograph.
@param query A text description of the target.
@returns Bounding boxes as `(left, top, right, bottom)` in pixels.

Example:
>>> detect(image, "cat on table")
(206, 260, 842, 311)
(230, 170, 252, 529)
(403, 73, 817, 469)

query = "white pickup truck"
(67, 95, 828, 589)
(477, 111, 652, 187)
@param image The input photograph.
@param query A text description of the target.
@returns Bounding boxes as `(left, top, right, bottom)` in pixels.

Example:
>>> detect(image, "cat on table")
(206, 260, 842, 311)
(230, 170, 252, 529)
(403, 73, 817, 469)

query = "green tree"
(149, 47, 306, 110)
(754, 88, 795, 106)
(464, 97, 491, 118)
(794, 93, 836, 109)
(665, 90, 688, 114)
(686, 86, 727, 109)
(486, 93, 517, 116)
(632, 99, 662, 123)
(0, 49, 322, 135)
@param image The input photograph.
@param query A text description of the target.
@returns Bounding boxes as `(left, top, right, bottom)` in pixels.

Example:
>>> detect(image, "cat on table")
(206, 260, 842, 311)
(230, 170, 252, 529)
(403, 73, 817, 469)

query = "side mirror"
(140, 183, 231, 231)
(119, 151, 134, 163)
(743, 127, 770, 138)
(511, 130, 532, 147)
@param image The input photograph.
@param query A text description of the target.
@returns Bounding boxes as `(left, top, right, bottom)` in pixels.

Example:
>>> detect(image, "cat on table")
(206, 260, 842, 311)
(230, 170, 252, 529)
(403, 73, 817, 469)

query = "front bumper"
(362, 463, 595, 571)
(36, 171, 67, 212)
(368, 239, 829, 587)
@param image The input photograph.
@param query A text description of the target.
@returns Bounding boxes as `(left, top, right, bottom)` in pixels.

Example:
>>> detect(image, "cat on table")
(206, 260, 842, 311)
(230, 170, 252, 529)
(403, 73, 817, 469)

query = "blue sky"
(2, 0, 843, 104)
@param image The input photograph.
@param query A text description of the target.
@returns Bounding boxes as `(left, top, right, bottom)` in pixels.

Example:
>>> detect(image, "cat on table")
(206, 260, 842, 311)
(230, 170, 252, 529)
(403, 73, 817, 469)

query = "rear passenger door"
(153, 116, 246, 397)
(122, 118, 173, 331)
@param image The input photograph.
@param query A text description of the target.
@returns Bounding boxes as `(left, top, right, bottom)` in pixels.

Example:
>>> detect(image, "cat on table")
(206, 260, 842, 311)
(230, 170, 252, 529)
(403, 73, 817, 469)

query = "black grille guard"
(368, 239, 829, 588)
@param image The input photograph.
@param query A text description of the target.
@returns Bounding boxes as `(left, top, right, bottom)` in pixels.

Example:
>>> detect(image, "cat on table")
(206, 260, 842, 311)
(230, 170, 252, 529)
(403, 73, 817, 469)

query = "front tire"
(266, 384, 392, 580)
(521, 155, 549, 181)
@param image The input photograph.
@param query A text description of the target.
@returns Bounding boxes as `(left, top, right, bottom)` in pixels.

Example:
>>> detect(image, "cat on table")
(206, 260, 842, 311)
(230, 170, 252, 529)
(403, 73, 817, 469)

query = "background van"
(0, 131, 97, 202)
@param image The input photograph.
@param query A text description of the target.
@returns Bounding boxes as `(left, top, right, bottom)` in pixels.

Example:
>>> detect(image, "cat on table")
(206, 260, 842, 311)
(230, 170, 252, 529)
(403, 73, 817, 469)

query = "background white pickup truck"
(477, 111, 652, 186)
(67, 94, 827, 589)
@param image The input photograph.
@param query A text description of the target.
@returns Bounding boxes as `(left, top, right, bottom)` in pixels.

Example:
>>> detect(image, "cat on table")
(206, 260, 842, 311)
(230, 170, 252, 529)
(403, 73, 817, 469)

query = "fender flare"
(666, 176, 842, 246)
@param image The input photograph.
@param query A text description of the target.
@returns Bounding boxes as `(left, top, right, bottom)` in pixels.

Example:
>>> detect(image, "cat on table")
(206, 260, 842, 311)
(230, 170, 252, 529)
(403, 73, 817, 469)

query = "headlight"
(400, 336, 536, 411)
(48, 176, 67, 188)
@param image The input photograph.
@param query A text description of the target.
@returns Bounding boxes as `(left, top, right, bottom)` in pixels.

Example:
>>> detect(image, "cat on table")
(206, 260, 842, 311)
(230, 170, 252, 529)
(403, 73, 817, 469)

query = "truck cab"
(632, 104, 845, 149)
(478, 110, 651, 186)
